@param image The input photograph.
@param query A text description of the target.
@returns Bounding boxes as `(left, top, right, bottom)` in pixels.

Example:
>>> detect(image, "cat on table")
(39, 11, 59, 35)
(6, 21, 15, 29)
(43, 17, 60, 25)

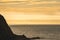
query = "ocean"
(9, 25, 60, 40)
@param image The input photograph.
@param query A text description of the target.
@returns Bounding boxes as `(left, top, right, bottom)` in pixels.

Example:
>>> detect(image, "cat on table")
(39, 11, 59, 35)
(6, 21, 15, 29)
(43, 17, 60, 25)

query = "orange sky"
(0, 0, 60, 25)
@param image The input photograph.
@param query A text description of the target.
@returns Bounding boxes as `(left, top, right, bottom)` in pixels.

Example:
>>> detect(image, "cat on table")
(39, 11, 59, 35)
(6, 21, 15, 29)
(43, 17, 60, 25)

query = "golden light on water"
(0, 0, 60, 25)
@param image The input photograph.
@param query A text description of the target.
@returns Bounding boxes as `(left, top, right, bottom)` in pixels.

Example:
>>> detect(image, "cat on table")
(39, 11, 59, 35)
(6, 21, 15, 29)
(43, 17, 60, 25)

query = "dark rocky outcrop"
(0, 14, 40, 40)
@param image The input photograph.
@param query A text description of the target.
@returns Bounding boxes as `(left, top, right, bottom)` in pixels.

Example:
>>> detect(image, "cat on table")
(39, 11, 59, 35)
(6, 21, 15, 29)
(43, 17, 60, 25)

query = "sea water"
(10, 25, 60, 40)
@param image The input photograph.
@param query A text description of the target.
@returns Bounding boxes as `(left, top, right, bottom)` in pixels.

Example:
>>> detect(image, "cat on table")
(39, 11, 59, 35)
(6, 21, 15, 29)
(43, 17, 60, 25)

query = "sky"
(0, 0, 60, 25)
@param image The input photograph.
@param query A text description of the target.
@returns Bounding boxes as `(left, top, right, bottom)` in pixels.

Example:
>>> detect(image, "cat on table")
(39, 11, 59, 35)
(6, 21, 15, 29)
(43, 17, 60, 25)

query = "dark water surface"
(10, 25, 60, 40)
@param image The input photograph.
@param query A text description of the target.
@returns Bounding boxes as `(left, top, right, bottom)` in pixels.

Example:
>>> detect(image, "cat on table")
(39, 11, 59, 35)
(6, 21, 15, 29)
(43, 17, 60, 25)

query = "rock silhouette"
(0, 14, 40, 40)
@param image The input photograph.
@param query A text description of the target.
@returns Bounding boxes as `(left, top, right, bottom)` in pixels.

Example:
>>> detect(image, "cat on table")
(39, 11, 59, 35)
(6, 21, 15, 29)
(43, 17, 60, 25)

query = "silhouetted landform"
(29, 37, 40, 39)
(0, 14, 40, 40)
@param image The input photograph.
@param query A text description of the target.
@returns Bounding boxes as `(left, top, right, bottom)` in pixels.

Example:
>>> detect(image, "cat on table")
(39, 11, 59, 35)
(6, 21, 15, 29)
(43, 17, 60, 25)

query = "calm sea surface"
(9, 25, 60, 40)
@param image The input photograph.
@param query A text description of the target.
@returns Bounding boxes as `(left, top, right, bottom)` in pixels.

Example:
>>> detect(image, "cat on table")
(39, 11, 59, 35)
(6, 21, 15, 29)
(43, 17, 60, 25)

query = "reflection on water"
(10, 25, 60, 40)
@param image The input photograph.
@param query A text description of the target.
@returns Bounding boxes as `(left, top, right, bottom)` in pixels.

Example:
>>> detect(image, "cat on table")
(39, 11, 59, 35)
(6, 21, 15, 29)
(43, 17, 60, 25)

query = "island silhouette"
(0, 14, 40, 40)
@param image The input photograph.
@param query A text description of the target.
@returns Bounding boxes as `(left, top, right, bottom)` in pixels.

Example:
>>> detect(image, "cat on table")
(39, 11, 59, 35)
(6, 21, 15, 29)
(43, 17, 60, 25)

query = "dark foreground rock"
(0, 14, 40, 40)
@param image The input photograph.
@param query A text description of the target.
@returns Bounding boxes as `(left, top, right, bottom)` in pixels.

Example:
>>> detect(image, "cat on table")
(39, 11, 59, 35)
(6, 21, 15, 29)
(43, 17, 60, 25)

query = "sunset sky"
(0, 0, 60, 25)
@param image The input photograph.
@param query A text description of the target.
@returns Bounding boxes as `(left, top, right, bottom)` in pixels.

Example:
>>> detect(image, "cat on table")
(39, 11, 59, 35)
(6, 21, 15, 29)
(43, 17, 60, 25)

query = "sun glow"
(0, 12, 60, 25)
